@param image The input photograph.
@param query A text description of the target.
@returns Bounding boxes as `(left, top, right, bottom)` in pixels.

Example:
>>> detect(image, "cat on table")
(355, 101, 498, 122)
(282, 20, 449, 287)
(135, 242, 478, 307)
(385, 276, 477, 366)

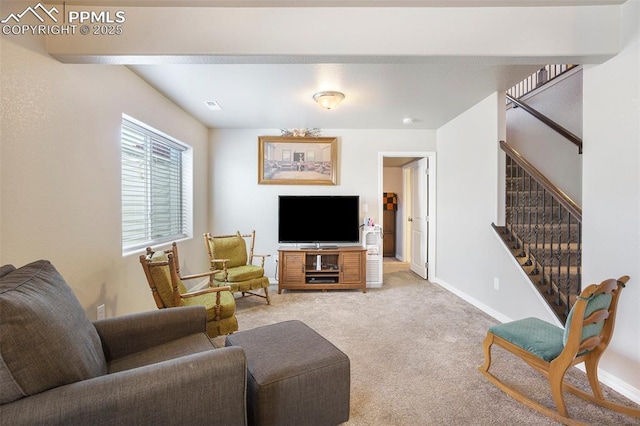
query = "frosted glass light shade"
(313, 91, 345, 110)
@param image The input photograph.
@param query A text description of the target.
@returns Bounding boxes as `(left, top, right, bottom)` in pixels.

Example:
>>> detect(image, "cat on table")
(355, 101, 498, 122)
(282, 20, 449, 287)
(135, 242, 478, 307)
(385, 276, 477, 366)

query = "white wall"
(435, 93, 556, 324)
(506, 69, 583, 204)
(581, 0, 640, 395)
(208, 128, 435, 280)
(0, 36, 211, 318)
(434, 1, 640, 399)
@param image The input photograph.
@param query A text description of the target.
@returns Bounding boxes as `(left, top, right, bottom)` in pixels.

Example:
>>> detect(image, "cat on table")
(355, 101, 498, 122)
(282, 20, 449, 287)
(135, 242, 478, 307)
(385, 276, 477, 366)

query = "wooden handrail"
(500, 140, 582, 222)
(506, 94, 583, 154)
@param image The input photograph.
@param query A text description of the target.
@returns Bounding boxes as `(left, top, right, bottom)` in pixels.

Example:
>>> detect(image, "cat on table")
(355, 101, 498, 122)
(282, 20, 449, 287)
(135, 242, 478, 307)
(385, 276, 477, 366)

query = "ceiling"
(128, 62, 541, 131)
(119, 1, 621, 132)
(49, 0, 622, 140)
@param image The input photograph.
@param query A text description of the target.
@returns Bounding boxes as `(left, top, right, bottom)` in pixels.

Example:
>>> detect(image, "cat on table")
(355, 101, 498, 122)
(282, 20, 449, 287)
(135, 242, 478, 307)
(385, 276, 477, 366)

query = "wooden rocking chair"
(478, 276, 640, 425)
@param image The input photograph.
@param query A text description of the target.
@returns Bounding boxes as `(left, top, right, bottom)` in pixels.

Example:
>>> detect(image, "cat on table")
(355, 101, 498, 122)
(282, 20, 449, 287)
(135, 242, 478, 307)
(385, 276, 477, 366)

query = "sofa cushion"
(107, 332, 216, 374)
(0, 260, 107, 404)
(0, 264, 16, 278)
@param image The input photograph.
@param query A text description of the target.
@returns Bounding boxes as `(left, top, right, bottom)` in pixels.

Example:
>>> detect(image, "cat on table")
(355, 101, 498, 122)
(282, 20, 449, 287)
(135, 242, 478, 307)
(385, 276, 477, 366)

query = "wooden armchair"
(478, 276, 639, 425)
(139, 242, 238, 337)
(203, 230, 271, 305)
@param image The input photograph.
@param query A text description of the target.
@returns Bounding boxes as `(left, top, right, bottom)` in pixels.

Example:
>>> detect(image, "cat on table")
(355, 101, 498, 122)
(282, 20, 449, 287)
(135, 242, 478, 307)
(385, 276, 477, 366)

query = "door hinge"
(425, 168, 429, 175)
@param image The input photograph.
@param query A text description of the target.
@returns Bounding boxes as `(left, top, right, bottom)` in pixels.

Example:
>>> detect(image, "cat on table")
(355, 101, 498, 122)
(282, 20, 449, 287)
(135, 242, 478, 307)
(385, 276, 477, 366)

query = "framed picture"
(258, 136, 337, 185)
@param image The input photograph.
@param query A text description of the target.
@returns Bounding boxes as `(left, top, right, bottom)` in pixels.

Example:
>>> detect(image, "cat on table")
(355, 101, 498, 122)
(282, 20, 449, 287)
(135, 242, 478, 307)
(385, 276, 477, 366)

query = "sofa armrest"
(0, 346, 247, 426)
(93, 306, 207, 361)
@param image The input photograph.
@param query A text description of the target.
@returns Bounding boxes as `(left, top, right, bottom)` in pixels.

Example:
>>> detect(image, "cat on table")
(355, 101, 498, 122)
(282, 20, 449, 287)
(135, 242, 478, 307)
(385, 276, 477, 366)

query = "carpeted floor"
(218, 259, 639, 425)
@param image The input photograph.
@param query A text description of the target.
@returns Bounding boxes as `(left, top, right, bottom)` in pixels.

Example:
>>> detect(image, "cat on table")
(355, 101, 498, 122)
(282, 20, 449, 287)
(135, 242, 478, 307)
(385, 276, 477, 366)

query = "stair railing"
(506, 94, 583, 154)
(506, 64, 583, 154)
(507, 64, 576, 100)
(496, 141, 582, 324)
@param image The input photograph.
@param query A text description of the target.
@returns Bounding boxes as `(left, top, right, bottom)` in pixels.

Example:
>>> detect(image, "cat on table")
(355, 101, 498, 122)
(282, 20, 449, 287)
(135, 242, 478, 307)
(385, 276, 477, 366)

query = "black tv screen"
(278, 195, 360, 244)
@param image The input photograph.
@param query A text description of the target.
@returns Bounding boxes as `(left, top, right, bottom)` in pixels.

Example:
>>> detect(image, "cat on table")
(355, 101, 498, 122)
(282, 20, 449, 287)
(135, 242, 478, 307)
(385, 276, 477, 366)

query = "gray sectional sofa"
(0, 259, 350, 425)
(0, 260, 247, 425)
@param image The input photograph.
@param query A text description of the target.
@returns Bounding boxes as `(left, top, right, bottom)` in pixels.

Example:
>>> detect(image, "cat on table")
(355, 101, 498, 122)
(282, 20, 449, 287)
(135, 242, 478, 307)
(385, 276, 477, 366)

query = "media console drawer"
(277, 246, 366, 293)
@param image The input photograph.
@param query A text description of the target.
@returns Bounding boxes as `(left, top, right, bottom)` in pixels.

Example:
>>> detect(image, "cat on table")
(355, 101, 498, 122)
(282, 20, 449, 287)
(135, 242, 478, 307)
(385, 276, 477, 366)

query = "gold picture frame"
(258, 136, 337, 185)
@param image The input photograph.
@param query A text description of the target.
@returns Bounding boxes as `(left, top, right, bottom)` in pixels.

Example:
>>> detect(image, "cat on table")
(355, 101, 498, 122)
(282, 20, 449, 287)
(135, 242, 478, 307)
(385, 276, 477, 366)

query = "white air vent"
(204, 100, 222, 111)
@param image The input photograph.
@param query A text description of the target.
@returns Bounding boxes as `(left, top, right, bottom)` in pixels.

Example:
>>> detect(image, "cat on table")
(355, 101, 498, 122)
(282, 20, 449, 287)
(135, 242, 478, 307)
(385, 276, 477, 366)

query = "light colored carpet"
(217, 259, 639, 425)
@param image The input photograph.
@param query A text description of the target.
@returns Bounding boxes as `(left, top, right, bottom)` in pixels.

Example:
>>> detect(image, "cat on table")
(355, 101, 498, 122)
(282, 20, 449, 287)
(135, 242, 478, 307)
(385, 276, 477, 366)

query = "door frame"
(378, 151, 436, 281)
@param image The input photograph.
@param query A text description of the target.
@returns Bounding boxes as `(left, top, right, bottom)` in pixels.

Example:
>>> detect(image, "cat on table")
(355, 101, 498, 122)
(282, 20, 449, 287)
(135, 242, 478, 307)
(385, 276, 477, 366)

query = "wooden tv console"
(277, 246, 367, 293)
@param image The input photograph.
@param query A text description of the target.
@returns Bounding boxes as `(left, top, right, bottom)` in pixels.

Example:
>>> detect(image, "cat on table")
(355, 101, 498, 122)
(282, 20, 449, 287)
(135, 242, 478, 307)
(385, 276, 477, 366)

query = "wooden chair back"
(562, 277, 622, 360)
(139, 247, 184, 309)
(478, 276, 639, 424)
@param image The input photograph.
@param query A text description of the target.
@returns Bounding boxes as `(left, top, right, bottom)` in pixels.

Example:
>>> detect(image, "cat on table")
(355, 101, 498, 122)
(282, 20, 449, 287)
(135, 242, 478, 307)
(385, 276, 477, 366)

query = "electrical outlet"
(493, 278, 500, 291)
(97, 304, 106, 320)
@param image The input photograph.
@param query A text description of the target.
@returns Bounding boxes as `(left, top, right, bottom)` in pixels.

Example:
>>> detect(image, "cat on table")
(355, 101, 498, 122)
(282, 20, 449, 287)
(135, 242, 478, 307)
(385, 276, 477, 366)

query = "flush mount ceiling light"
(312, 91, 345, 110)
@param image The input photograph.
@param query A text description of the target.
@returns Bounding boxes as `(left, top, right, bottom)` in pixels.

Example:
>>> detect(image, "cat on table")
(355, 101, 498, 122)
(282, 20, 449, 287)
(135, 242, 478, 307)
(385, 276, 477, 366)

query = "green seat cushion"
(489, 317, 564, 362)
(214, 264, 264, 282)
(182, 289, 236, 320)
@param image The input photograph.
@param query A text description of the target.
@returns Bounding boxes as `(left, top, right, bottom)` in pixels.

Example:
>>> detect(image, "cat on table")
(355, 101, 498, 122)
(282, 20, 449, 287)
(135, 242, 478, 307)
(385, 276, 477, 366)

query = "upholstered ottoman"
(226, 320, 350, 426)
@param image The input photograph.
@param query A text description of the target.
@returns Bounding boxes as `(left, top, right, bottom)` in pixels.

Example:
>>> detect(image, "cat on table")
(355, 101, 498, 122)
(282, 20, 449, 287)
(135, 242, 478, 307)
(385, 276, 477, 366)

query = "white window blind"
(121, 116, 192, 255)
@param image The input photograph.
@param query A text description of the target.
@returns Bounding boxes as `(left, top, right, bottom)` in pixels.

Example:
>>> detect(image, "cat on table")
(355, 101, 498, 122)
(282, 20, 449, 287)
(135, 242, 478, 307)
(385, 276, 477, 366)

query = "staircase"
(493, 65, 582, 325)
(493, 65, 582, 324)
(494, 141, 581, 325)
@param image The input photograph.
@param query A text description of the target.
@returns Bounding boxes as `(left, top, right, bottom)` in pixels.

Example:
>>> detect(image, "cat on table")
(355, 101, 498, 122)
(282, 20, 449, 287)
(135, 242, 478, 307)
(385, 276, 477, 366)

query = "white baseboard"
(433, 276, 640, 405)
(576, 364, 640, 405)
(433, 277, 512, 324)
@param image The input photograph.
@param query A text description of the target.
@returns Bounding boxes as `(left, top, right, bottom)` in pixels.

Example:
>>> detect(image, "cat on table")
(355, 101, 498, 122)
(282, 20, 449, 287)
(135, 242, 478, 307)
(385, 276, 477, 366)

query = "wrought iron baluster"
(547, 197, 556, 297)
(512, 163, 521, 250)
(576, 223, 582, 296)
(538, 187, 547, 284)
(554, 207, 565, 307)
(531, 179, 540, 275)
(506, 155, 514, 238)
(564, 214, 572, 317)
(523, 172, 532, 262)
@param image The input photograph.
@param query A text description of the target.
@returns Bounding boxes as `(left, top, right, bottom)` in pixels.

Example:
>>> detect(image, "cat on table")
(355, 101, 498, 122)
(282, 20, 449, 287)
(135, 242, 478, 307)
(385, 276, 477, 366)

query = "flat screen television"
(278, 195, 360, 245)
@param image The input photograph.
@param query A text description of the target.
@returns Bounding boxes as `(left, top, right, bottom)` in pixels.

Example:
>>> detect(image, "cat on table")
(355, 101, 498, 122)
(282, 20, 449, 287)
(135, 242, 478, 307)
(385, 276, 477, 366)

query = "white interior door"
(409, 158, 429, 279)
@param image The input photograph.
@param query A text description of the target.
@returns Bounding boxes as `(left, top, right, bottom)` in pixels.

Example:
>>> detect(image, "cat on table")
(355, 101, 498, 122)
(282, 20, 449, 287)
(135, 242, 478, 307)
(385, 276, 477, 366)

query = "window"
(121, 115, 192, 255)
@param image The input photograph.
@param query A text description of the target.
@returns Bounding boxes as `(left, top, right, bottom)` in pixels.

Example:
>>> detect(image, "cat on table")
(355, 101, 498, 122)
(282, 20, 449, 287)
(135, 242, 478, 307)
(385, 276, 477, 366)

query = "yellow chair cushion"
(148, 251, 187, 308)
(214, 264, 264, 282)
(182, 290, 236, 320)
(213, 276, 269, 293)
(211, 233, 247, 269)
